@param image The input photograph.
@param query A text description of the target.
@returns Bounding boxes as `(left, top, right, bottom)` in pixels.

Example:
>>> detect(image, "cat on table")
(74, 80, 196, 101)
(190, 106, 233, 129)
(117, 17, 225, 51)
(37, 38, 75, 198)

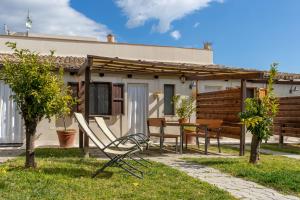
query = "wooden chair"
(184, 119, 223, 154)
(147, 118, 179, 154)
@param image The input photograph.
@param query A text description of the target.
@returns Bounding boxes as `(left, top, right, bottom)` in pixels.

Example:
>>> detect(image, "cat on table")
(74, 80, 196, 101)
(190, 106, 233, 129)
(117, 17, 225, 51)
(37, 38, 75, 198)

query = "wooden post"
(83, 61, 91, 158)
(78, 81, 84, 149)
(240, 79, 247, 156)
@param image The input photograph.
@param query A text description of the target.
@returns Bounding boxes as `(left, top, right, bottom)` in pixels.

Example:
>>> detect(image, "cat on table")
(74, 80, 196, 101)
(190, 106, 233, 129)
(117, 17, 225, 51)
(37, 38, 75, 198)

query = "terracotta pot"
(178, 118, 188, 124)
(56, 129, 76, 148)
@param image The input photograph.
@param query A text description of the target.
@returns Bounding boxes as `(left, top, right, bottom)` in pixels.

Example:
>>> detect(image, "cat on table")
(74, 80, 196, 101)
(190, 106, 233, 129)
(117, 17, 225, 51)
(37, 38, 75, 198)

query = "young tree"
(0, 42, 73, 168)
(240, 63, 279, 164)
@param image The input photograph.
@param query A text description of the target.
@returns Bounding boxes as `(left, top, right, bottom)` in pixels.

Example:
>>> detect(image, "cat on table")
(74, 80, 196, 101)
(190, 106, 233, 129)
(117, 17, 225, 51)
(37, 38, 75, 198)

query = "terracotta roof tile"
(0, 53, 86, 71)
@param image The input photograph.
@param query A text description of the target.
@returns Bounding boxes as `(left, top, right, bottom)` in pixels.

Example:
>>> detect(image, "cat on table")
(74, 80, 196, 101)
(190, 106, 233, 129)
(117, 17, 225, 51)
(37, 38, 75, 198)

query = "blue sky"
(1, 0, 300, 73)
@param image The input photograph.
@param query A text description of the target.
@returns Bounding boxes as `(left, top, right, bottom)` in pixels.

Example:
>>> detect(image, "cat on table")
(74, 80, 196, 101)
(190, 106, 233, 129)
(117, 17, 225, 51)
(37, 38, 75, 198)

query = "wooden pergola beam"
(187, 72, 265, 80)
(248, 79, 300, 85)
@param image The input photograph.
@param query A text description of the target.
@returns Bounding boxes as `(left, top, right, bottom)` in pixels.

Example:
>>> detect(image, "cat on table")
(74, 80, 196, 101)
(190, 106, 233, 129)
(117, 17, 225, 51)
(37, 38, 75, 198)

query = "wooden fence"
(196, 88, 242, 139)
(273, 96, 300, 142)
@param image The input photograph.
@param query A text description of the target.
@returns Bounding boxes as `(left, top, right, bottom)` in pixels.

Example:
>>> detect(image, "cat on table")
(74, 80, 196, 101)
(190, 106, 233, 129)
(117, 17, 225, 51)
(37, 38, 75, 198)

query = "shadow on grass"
(35, 148, 84, 158)
(186, 158, 240, 166)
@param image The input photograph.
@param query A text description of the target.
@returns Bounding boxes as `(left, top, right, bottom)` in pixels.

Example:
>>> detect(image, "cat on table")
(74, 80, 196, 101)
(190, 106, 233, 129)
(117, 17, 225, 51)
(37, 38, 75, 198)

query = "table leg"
(204, 126, 208, 155)
(180, 125, 183, 154)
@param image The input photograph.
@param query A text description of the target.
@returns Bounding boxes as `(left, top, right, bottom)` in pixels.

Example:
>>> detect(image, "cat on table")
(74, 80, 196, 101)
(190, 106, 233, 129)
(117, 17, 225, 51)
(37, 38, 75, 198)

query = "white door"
(0, 81, 23, 145)
(127, 84, 148, 135)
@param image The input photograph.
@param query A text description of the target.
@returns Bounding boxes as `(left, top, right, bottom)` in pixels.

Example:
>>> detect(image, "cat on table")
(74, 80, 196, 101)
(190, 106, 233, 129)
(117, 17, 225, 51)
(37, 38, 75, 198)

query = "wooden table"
(165, 122, 208, 154)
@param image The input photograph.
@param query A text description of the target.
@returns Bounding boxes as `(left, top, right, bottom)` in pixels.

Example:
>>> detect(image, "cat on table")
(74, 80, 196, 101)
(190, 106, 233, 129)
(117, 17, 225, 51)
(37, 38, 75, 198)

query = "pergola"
(78, 55, 300, 157)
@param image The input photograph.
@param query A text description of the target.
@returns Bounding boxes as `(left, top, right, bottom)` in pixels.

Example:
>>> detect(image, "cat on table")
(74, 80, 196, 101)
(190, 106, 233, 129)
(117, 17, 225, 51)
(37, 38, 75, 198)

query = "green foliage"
(0, 148, 236, 200)
(173, 95, 196, 119)
(239, 63, 279, 140)
(0, 42, 74, 124)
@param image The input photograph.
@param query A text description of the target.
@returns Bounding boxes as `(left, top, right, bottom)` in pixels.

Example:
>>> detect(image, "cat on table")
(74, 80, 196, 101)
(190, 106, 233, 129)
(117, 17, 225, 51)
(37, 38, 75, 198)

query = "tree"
(239, 63, 279, 164)
(0, 42, 74, 168)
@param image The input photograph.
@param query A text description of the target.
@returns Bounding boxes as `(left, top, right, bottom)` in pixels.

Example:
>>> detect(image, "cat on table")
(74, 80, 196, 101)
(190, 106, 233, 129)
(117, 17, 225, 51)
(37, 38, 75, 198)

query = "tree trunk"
(249, 134, 261, 164)
(25, 120, 38, 168)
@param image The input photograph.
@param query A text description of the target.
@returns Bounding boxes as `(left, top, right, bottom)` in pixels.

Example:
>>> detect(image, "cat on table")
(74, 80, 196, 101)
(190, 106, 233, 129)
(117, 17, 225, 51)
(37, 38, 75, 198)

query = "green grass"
(185, 154, 300, 197)
(0, 148, 235, 200)
(261, 143, 300, 155)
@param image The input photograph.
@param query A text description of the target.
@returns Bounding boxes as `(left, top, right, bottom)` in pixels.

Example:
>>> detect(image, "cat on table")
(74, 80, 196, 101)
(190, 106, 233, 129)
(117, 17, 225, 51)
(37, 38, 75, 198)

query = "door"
(127, 84, 148, 135)
(0, 81, 23, 145)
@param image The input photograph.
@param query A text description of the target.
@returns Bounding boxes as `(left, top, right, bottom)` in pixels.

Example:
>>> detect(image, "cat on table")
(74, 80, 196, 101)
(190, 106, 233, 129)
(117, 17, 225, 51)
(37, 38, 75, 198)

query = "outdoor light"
(127, 74, 133, 78)
(289, 86, 299, 94)
(25, 10, 32, 36)
(99, 73, 104, 77)
(70, 72, 76, 76)
(180, 75, 186, 84)
(154, 75, 159, 79)
(189, 81, 196, 89)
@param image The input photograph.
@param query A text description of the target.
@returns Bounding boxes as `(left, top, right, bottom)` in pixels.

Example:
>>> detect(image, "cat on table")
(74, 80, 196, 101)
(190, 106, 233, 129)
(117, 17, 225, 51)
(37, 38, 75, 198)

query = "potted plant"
(56, 86, 77, 148)
(173, 95, 196, 123)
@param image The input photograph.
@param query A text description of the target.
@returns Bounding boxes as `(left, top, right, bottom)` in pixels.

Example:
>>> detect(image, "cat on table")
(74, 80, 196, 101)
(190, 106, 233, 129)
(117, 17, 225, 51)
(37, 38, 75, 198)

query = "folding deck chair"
(74, 112, 144, 179)
(94, 117, 150, 148)
(94, 116, 151, 166)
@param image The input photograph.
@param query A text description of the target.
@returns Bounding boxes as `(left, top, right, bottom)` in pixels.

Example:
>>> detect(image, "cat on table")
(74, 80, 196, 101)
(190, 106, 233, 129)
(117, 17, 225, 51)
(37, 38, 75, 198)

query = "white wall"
(0, 35, 213, 64)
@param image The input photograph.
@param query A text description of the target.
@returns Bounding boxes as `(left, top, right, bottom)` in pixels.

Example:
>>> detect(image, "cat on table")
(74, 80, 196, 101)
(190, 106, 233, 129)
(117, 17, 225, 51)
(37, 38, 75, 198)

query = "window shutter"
(112, 83, 124, 115)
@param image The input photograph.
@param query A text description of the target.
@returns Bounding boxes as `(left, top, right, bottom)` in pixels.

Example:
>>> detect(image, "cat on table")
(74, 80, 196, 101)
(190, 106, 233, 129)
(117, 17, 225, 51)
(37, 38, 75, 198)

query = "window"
(246, 88, 256, 98)
(89, 82, 112, 115)
(89, 82, 124, 116)
(164, 84, 175, 115)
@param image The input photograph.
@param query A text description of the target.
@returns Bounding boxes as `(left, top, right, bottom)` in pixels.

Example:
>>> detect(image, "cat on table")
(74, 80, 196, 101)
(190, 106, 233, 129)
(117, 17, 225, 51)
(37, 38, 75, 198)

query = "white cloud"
(115, 0, 223, 33)
(194, 22, 200, 28)
(0, 0, 110, 41)
(170, 30, 181, 40)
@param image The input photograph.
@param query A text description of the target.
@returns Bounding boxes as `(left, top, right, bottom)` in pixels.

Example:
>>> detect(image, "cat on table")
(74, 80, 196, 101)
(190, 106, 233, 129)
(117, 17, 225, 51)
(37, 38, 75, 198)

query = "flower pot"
(178, 118, 188, 124)
(56, 129, 76, 148)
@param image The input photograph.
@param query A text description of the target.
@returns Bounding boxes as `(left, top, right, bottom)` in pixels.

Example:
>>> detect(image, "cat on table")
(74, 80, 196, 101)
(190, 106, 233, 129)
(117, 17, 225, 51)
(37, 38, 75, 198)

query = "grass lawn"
(261, 143, 300, 155)
(185, 154, 300, 197)
(0, 148, 235, 200)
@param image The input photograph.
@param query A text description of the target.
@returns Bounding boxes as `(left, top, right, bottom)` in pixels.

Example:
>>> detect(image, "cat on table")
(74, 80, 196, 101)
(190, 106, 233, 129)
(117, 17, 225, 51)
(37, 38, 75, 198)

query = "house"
(0, 33, 299, 147)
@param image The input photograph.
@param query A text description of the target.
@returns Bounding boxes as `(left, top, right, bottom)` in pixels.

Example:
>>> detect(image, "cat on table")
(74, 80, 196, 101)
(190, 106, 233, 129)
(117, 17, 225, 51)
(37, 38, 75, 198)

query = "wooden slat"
(277, 111, 300, 117)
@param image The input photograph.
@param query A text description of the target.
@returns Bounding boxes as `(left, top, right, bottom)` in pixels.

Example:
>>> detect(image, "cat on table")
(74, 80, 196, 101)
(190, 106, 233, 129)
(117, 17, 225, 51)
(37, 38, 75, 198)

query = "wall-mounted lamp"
(154, 75, 159, 79)
(289, 86, 299, 94)
(69, 71, 76, 76)
(127, 74, 133, 78)
(153, 91, 162, 99)
(99, 73, 104, 77)
(180, 75, 186, 84)
(189, 81, 197, 89)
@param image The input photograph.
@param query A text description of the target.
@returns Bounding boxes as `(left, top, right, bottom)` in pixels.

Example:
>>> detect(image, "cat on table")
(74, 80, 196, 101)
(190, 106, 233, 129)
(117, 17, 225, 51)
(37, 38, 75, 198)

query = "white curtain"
(127, 84, 148, 135)
(0, 81, 23, 144)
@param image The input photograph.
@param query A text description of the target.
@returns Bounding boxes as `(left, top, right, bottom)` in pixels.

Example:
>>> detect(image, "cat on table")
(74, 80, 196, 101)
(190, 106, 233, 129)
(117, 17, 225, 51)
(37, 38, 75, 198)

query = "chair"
(147, 118, 179, 154)
(184, 119, 223, 154)
(94, 117, 150, 149)
(94, 116, 151, 166)
(74, 112, 144, 179)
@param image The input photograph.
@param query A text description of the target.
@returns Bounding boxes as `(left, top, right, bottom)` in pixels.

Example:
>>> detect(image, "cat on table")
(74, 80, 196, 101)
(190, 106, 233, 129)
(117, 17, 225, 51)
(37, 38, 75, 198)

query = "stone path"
(149, 154, 299, 200)
(0, 148, 24, 163)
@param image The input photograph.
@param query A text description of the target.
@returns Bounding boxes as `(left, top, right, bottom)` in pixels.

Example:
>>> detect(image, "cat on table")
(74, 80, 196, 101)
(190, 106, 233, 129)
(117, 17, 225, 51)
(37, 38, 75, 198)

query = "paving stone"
(149, 154, 300, 200)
